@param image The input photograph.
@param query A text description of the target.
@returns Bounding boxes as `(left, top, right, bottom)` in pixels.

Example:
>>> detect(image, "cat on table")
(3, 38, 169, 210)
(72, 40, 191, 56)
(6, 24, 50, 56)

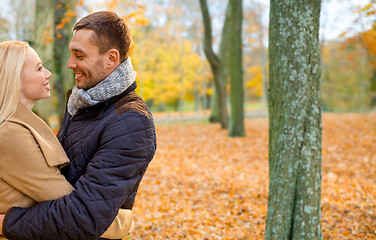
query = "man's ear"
(106, 49, 120, 68)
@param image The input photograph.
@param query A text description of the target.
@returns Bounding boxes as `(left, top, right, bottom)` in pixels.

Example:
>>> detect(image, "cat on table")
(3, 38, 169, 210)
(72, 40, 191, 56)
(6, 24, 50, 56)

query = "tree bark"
(371, 69, 376, 108)
(199, 0, 229, 129)
(265, 0, 323, 239)
(54, 0, 76, 122)
(227, 0, 244, 137)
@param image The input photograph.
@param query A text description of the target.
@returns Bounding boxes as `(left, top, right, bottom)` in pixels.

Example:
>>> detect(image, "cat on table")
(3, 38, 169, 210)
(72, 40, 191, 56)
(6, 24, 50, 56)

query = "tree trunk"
(209, 88, 219, 121)
(54, 0, 76, 122)
(265, 0, 322, 239)
(371, 69, 376, 108)
(199, 0, 229, 129)
(32, 0, 55, 123)
(227, 0, 244, 137)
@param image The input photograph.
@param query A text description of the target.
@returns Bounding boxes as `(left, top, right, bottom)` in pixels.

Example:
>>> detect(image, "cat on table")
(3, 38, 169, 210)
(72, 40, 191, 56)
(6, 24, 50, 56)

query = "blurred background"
(0, 0, 375, 127)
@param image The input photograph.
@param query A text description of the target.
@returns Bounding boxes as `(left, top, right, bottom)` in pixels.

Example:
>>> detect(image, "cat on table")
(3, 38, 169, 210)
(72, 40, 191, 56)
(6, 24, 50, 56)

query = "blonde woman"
(0, 41, 132, 239)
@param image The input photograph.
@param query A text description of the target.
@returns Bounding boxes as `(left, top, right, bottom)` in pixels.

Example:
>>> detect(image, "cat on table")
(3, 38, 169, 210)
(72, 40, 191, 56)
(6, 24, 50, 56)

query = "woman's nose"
(44, 68, 52, 79)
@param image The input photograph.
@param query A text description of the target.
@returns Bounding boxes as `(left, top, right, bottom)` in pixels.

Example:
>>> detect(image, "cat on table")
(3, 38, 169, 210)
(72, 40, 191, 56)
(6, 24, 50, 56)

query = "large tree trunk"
(199, 0, 229, 129)
(33, 0, 55, 123)
(54, 0, 77, 122)
(265, 0, 323, 239)
(227, 0, 244, 137)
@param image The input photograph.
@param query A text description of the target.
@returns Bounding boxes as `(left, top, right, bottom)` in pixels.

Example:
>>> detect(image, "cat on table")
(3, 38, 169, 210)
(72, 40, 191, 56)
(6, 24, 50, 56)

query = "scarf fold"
(67, 57, 136, 116)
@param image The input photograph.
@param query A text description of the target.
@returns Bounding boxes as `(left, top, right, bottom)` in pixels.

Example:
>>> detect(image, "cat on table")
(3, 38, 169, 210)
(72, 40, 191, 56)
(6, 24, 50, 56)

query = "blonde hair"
(0, 41, 29, 128)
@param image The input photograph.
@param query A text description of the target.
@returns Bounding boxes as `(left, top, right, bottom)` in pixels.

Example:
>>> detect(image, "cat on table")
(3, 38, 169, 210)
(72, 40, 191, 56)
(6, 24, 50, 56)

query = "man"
(1, 11, 156, 239)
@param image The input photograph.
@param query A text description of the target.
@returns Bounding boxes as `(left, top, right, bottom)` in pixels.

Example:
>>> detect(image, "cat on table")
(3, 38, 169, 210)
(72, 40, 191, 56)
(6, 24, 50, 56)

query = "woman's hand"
(0, 214, 5, 235)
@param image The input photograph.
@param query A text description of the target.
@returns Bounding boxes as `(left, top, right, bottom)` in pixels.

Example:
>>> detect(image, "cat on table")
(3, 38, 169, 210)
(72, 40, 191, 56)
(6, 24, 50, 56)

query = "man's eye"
(76, 55, 83, 58)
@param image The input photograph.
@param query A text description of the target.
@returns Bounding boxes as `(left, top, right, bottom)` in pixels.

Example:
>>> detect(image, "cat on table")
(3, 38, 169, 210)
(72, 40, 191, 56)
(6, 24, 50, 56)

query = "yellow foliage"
(339, 31, 347, 38)
(131, 26, 208, 108)
(361, 3, 374, 12)
(107, 0, 118, 11)
(246, 66, 263, 98)
(366, 9, 376, 16)
(322, 39, 372, 111)
(65, 10, 77, 18)
(43, 38, 53, 44)
(360, 28, 376, 57)
(75, 0, 84, 7)
(56, 23, 65, 30)
(206, 88, 213, 96)
(94, 1, 211, 108)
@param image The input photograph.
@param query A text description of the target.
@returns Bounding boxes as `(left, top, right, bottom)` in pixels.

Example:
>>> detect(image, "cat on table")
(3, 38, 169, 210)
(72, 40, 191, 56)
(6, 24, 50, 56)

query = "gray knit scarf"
(67, 57, 136, 116)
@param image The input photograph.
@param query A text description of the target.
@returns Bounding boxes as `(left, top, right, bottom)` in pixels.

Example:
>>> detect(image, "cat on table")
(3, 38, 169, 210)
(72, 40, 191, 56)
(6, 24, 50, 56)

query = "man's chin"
(76, 83, 89, 90)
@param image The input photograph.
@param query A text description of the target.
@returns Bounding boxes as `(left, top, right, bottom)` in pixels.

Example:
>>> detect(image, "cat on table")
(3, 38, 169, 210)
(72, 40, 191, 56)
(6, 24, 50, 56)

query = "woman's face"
(19, 47, 52, 107)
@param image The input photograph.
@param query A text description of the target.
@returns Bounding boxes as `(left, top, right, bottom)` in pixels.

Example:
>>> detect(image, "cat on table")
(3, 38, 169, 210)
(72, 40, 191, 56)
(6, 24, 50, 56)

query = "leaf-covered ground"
(131, 113, 376, 239)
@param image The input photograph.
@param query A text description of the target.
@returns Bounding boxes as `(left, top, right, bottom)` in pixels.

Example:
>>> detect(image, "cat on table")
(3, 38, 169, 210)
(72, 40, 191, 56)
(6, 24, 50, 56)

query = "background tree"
(321, 37, 371, 111)
(10, 0, 34, 41)
(33, 0, 55, 122)
(33, 0, 79, 124)
(227, 0, 244, 137)
(199, 0, 229, 129)
(354, 2, 376, 109)
(0, 17, 10, 41)
(265, 0, 323, 239)
(54, 0, 79, 121)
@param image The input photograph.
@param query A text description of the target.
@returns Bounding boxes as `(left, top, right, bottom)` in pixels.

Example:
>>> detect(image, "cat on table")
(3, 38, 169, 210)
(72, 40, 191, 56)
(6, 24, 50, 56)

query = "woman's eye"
(38, 66, 43, 71)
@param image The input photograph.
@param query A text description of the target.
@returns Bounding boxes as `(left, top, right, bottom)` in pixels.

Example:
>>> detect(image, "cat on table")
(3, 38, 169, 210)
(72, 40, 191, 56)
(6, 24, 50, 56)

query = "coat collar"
(9, 103, 70, 168)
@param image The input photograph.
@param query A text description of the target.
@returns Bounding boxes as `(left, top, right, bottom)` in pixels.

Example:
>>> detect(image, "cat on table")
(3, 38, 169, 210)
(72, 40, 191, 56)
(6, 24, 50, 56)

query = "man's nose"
(67, 55, 76, 69)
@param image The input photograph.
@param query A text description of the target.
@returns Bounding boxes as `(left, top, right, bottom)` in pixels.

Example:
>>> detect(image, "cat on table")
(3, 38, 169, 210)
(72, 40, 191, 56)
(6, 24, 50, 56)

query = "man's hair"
(73, 11, 132, 62)
(0, 41, 29, 128)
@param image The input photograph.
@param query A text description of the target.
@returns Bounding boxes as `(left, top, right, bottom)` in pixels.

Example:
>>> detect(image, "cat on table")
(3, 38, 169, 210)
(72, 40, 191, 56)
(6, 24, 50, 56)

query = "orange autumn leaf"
(56, 23, 64, 30)
(65, 9, 77, 18)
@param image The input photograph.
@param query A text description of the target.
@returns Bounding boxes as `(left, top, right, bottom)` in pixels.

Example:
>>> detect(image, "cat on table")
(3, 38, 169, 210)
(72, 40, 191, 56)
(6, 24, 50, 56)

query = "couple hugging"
(0, 11, 156, 240)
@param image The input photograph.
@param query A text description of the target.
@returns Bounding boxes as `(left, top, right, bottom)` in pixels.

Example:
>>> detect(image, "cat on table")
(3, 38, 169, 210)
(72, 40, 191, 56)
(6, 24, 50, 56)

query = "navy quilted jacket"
(3, 82, 156, 240)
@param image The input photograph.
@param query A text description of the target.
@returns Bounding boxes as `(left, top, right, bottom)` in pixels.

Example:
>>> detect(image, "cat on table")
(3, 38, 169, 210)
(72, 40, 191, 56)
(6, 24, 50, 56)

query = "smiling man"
(1, 11, 156, 240)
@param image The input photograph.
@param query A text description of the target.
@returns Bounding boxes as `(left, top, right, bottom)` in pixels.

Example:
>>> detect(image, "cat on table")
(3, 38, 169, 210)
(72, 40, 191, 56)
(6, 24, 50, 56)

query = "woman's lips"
(43, 82, 50, 91)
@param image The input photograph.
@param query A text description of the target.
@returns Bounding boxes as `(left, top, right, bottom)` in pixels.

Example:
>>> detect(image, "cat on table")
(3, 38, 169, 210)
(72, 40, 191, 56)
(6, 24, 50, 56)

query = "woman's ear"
(107, 49, 120, 68)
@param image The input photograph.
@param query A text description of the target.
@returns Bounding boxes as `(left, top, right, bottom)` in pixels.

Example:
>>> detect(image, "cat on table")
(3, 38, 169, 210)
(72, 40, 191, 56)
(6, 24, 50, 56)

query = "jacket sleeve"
(3, 111, 156, 240)
(0, 123, 74, 202)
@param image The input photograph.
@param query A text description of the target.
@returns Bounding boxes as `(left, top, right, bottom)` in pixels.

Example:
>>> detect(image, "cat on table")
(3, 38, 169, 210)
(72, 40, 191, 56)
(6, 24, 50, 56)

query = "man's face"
(67, 29, 109, 90)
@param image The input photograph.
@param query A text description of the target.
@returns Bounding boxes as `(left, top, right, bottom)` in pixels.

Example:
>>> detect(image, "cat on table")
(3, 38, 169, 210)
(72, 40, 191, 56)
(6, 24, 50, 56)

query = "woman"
(0, 41, 132, 239)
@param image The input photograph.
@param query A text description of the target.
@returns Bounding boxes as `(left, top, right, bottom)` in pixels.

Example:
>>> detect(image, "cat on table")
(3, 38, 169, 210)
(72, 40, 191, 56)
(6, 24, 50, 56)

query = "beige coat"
(0, 104, 132, 239)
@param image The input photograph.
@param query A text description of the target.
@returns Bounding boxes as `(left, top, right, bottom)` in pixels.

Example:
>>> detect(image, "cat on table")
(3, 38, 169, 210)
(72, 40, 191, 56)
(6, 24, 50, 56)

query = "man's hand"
(0, 214, 5, 235)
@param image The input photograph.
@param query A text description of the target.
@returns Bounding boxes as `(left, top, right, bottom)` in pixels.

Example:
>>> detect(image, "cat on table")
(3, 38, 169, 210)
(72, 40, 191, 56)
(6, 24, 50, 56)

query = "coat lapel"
(9, 104, 69, 168)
